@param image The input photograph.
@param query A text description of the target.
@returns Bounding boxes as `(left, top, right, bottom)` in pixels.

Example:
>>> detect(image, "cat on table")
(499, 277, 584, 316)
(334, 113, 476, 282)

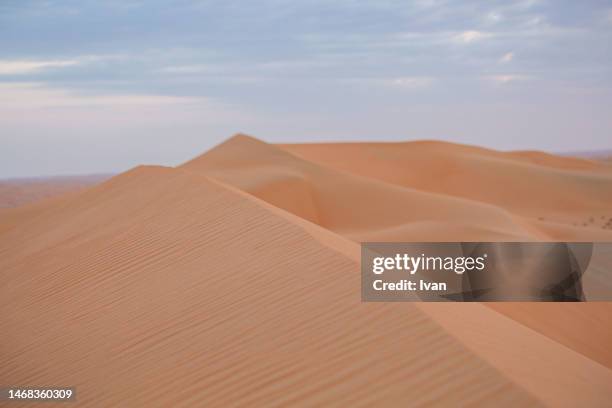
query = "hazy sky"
(1, 0, 612, 177)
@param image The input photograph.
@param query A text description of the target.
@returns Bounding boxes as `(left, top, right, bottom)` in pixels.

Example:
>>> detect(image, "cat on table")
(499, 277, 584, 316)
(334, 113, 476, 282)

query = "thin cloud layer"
(453, 30, 490, 43)
(1, 0, 611, 176)
(486, 74, 530, 84)
(0, 59, 80, 75)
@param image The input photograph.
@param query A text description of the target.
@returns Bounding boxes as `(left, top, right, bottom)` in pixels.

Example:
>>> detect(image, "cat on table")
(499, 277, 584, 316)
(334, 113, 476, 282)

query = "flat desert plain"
(2, 134, 612, 406)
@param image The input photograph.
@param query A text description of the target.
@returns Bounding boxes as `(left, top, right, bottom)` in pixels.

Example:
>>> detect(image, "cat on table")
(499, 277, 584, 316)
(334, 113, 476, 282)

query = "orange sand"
(2, 134, 612, 406)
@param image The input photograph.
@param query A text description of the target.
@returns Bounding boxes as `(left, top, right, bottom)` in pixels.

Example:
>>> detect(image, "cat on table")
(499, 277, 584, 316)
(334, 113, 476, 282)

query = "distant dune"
(278, 140, 612, 236)
(0, 174, 111, 209)
(562, 149, 612, 161)
(2, 134, 612, 406)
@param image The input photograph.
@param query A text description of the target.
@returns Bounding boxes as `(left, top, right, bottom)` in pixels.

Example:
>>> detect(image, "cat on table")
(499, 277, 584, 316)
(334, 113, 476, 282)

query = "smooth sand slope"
(2, 134, 612, 406)
(0, 166, 544, 407)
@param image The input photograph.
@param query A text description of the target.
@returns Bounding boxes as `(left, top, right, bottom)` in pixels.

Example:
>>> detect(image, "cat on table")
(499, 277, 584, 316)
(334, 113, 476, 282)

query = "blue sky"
(1, 0, 611, 177)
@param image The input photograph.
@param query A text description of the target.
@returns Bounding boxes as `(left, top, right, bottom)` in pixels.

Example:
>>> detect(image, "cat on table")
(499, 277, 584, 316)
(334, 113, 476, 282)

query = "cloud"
(413, 0, 439, 8)
(452, 30, 490, 44)
(341, 76, 435, 90)
(486, 74, 530, 84)
(514, 0, 541, 10)
(0, 83, 249, 128)
(525, 16, 544, 27)
(159, 65, 210, 74)
(0, 59, 81, 75)
(390, 77, 434, 88)
(499, 52, 514, 63)
(485, 11, 502, 24)
(0, 55, 121, 75)
(0, 82, 204, 108)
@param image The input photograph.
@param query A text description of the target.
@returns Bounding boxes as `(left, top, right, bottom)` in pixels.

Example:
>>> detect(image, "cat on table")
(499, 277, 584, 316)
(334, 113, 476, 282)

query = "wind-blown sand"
(2, 134, 612, 406)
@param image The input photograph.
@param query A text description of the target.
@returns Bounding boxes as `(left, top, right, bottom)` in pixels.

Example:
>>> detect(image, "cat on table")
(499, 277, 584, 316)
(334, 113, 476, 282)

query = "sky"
(1, 0, 612, 177)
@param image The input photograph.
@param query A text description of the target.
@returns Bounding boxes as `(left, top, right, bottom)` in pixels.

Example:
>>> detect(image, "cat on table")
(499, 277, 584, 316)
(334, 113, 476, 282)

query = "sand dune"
(0, 166, 543, 406)
(2, 134, 612, 406)
(280, 141, 612, 230)
(181, 135, 542, 241)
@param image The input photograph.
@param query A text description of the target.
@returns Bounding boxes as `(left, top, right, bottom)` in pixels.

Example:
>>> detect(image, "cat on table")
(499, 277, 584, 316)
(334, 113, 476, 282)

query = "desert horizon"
(3, 135, 611, 211)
